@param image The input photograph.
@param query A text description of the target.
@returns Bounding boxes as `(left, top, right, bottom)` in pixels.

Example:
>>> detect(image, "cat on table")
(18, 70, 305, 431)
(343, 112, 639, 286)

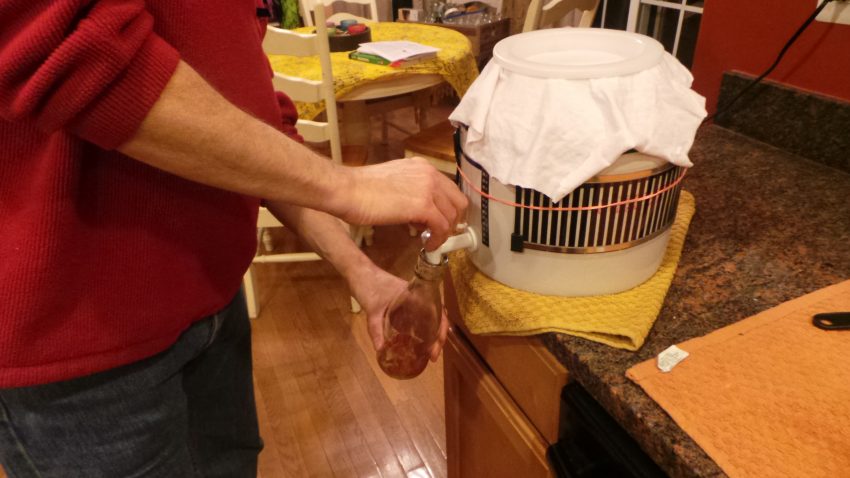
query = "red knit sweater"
(0, 0, 300, 387)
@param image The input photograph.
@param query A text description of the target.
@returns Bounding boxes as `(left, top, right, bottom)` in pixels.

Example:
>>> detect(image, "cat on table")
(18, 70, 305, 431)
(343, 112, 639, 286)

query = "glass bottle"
(377, 250, 446, 380)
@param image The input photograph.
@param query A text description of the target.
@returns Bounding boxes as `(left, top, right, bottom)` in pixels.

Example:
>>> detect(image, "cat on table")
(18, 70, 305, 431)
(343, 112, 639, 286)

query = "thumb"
(368, 315, 384, 351)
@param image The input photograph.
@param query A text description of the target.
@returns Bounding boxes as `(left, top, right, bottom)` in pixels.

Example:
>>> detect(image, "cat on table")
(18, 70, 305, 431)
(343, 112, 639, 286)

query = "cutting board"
(627, 280, 850, 478)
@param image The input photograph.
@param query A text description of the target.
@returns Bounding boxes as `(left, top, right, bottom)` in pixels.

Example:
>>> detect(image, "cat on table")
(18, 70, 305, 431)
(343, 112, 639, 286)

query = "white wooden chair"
(403, 119, 456, 176)
(302, 0, 435, 145)
(300, 0, 379, 26)
(522, 0, 599, 32)
(244, 5, 371, 319)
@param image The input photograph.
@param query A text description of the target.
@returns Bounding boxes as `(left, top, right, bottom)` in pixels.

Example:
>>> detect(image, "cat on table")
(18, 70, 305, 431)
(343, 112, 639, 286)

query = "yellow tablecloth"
(267, 22, 479, 119)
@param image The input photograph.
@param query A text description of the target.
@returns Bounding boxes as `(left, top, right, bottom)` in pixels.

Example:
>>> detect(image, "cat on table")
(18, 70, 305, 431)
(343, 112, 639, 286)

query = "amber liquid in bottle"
(377, 250, 445, 380)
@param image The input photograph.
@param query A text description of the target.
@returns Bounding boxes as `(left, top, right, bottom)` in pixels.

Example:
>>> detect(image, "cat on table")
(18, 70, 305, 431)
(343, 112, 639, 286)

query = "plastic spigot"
(420, 224, 479, 265)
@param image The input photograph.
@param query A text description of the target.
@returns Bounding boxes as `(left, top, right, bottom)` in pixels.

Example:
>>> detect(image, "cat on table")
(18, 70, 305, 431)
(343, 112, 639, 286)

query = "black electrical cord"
(706, 0, 835, 123)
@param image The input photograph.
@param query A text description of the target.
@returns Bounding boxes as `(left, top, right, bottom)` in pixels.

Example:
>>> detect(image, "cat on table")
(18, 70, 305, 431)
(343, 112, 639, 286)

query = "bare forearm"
(117, 61, 466, 250)
(265, 200, 376, 282)
(266, 200, 415, 350)
(119, 61, 350, 215)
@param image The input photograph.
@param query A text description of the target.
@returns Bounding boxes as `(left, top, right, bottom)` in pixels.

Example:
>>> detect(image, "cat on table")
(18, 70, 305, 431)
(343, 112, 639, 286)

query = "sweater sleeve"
(276, 91, 304, 143)
(0, 0, 181, 150)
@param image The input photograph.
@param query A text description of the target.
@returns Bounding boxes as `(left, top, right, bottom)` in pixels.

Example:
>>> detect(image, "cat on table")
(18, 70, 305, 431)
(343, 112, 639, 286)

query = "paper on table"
(357, 41, 439, 62)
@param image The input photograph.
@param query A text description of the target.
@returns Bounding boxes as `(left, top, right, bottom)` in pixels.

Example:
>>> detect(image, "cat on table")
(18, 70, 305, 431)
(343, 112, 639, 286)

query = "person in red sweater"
(0, 0, 466, 476)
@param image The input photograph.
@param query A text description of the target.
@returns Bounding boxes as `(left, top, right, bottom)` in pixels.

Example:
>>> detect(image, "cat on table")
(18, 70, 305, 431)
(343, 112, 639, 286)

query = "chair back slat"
(256, 207, 282, 228)
(262, 6, 341, 164)
(262, 26, 318, 56)
(295, 120, 331, 143)
(272, 74, 323, 103)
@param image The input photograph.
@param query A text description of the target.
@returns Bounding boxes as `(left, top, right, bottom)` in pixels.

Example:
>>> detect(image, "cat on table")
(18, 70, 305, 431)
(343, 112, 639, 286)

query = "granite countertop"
(541, 125, 850, 478)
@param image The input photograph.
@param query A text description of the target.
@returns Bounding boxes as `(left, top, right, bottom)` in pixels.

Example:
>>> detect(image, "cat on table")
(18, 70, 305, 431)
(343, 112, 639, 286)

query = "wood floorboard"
(407, 466, 432, 478)
(397, 399, 448, 478)
(294, 277, 384, 478)
(333, 363, 407, 478)
(252, 299, 302, 475)
(271, 279, 360, 478)
(254, 377, 288, 478)
(253, 336, 315, 477)
(409, 385, 448, 460)
(254, 297, 336, 477)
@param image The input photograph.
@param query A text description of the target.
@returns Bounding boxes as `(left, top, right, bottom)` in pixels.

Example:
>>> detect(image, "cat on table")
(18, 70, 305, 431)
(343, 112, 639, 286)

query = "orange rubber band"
(456, 163, 687, 212)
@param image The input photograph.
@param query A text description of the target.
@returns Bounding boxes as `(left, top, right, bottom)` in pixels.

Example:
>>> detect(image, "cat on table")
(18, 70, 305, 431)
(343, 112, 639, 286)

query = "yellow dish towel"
(449, 191, 696, 351)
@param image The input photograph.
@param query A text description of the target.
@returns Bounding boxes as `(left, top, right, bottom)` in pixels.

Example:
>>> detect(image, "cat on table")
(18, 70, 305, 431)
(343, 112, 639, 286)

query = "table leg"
(340, 100, 371, 147)
(413, 89, 431, 129)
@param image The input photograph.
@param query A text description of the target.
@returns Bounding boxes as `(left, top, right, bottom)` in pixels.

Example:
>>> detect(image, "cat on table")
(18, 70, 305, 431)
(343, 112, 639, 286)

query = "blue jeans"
(0, 290, 262, 478)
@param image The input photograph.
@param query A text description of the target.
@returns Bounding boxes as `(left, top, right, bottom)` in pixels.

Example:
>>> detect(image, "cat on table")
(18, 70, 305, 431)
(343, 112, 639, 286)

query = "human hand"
(335, 158, 468, 251)
(429, 305, 450, 362)
(350, 265, 406, 352)
(350, 263, 449, 362)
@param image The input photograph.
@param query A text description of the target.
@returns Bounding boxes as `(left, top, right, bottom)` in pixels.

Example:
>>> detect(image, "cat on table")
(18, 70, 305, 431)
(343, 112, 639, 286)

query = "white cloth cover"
(449, 52, 707, 202)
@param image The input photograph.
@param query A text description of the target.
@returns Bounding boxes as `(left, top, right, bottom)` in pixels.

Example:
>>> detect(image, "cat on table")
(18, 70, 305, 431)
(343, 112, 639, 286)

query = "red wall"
(691, 0, 850, 113)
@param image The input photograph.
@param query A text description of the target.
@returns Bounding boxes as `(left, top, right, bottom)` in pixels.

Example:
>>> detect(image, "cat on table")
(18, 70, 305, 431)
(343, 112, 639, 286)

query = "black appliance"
(548, 383, 668, 478)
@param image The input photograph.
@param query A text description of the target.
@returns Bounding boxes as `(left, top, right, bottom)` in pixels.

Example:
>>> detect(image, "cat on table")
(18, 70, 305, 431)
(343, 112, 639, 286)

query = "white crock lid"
(493, 28, 664, 79)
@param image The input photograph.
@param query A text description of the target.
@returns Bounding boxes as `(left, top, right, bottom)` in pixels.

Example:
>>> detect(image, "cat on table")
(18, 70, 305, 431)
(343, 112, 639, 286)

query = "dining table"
(266, 22, 479, 146)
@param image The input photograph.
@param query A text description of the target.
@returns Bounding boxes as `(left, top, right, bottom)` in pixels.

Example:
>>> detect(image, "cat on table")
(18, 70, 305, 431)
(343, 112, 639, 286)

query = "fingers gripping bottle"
(376, 226, 478, 380)
(377, 249, 446, 380)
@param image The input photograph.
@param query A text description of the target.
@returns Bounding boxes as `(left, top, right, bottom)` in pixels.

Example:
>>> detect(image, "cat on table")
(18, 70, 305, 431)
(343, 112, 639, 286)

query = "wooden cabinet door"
(444, 277, 568, 445)
(444, 328, 553, 478)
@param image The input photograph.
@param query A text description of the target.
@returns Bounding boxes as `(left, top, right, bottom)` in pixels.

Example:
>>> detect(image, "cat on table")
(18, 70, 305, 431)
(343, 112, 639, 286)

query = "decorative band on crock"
(454, 129, 686, 255)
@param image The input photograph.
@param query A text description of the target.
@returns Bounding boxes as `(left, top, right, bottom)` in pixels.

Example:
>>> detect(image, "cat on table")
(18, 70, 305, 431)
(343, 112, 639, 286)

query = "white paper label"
(657, 345, 689, 373)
